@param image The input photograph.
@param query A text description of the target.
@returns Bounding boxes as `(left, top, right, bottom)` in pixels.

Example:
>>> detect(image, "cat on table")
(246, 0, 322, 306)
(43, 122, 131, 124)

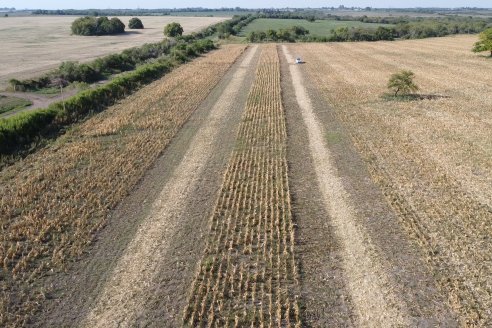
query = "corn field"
(287, 35, 492, 326)
(183, 45, 300, 327)
(0, 45, 246, 326)
(1, 34, 491, 327)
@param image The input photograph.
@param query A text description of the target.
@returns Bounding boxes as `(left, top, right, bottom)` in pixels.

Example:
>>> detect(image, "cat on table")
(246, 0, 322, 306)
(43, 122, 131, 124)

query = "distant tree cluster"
(247, 25, 309, 42)
(128, 17, 144, 29)
(325, 26, 394, 42)
(33, 8, 253, 16)
(71, 16, 126, 36)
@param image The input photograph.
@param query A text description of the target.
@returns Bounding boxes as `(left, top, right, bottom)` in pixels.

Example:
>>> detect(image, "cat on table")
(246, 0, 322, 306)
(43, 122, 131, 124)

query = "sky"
(1, 1, 491, 10)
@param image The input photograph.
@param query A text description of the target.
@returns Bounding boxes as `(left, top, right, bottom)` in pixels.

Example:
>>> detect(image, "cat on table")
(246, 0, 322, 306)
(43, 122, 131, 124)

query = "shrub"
(58, 61, 100, 83)
(387, 70, 419, 97)
(128, 17, 144, 29)
(0, 108, 60, 154)
(164, 22, 184, 37)
(71, 16, 125, 36)
(291, 25, 309, 36)
(278, 30, 295, 42)
(473, 27, 492, 56)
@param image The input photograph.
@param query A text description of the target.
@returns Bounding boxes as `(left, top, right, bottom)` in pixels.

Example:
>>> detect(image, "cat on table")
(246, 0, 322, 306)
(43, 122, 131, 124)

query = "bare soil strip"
(183, 45, 300, 327)
(282, 45, 458, 327)
(79, 45, 260, 327)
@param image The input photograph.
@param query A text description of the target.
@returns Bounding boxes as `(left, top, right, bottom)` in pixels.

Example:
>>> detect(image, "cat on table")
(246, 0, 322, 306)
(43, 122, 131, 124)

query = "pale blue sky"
(1, 1, 491, 10)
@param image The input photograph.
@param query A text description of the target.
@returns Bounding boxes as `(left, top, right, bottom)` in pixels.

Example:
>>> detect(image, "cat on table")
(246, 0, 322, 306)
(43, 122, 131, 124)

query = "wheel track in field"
(281, 45, 411, 327)
(79, 45, 260, 327)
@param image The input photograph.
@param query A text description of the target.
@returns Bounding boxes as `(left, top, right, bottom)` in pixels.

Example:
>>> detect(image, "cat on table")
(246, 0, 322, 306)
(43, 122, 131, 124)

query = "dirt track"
(0, 90, 78, 118)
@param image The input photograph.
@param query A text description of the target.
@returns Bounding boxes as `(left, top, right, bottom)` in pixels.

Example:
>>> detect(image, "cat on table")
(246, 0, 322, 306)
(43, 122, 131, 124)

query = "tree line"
(246, 26, 309, 42)
(243, 13, 491, 43)
(71, 16, 125, 36)
(32, 8, 253, 16)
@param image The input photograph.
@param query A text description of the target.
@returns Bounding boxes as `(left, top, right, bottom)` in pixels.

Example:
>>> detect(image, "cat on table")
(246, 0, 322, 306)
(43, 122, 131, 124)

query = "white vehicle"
(295, 57, 302, 64)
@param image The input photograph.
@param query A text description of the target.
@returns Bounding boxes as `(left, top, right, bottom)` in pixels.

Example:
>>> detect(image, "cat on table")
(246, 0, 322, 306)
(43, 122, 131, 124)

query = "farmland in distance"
(0, 15, 228, 88)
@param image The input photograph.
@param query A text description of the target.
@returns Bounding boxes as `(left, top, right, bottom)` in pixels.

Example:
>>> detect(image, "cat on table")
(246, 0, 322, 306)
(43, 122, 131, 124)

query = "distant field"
(239, 18, 392, 37)
(0, 15, 227, 89)
(169, 11, 239, 17)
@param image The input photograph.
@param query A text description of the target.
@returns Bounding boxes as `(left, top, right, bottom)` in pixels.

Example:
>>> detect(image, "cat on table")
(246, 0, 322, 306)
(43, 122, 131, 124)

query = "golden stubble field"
(0, 44, 246, 326)
(0, 15, 228, 88)
(287, 34, 492, 326)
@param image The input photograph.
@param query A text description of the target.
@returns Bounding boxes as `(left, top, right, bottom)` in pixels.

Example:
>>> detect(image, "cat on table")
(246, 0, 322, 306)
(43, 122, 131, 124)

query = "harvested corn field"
(1, 34, 491, 328)
(0, 45, 246, 326)
(184, 45, 300, 327)
(285, 34, 492, 326)
(0, 16, 229, 88)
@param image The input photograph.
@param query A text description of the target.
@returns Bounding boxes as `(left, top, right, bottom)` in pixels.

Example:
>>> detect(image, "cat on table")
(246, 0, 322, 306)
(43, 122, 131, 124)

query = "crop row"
(0, 45, 246, 327)
(183, 45, 300, 327)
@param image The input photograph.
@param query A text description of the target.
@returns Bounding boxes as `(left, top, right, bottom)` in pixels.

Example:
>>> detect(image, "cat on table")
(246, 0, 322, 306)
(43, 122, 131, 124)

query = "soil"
(33, 45, 260, 328)
(279, 45, 457, 327)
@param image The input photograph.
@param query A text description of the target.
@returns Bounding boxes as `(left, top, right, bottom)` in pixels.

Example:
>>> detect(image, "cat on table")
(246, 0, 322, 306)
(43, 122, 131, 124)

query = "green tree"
(291, 25, 309, 36)
(164, 22, 184, 37)
(266, 29, 278, 41)
(387, 70, 419, 97)
(375, 26, 394, 41)
(128, 17, 144, 29)
(473, 28, 492, 56)
(246, 31, 257, 42)
(71, 16, 125, 36)
(278, 30, 294, 42)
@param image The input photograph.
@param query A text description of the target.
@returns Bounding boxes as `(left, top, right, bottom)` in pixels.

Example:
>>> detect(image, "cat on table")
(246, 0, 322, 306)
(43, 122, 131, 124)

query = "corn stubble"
(293, 35, 492, 326)
(183, 45, 300, 327)
(0, 45, 246, 326)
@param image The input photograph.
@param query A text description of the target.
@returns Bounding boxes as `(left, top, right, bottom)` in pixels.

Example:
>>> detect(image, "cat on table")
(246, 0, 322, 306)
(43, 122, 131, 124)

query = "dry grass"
(0, 15, 228, 88)
(0, 44, 246, 326)
(288, 34, 492, 326)
(183, 45, 300, 327)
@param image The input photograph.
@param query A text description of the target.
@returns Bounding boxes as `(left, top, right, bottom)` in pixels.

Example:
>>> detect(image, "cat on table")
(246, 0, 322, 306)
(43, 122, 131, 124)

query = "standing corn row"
(183, 45, 300, 327)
